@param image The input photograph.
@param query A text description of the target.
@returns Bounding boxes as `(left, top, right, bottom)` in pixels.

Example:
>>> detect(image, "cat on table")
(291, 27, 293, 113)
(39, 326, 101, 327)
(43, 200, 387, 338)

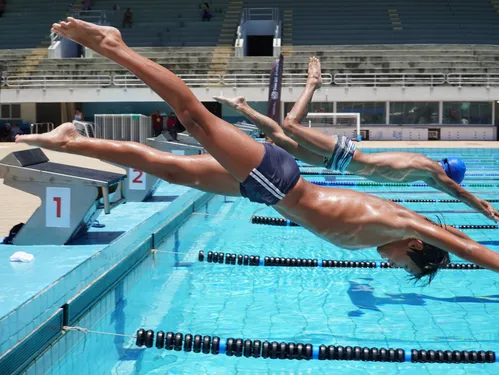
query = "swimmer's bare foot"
(307, 56, 322, 89)
(51, 17, 122, 55)
(15, 123, 80, 152)
(213, 96, 247, 111)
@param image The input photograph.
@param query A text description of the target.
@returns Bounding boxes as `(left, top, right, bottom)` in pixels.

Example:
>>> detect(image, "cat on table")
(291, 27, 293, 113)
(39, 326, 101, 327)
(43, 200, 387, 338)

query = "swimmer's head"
(439, 157, 466, 184)
(377, 239, 450, 284)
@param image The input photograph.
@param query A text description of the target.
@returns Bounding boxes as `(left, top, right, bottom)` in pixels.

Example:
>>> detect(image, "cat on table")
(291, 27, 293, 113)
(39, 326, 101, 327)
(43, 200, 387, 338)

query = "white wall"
(20, 103, 36, 123)
(2, 86, 499, 104)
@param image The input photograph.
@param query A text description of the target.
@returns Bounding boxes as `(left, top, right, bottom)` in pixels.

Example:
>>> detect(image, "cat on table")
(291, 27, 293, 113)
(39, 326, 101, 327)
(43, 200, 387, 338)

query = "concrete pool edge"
(0, 188, 216, 375)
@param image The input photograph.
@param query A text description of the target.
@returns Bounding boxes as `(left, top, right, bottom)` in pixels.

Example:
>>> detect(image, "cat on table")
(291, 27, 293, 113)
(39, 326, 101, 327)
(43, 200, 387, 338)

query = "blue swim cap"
(439, 157, 466, 184)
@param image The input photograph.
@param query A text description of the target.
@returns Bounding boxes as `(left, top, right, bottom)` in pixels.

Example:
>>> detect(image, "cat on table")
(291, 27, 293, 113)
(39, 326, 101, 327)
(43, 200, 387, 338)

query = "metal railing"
(2, 72, 499, 88)
(222, 73, 333, 86)
(72, 10, 107, 25)
(334, 73, 446, 87)
(447, 73, 499, 87)
(5, 75, 112, 88)
(49, 30, 61, 45)
(113, 74, 222, 87)
(30, 122, 55, 134)
(242, 8, 280, 21)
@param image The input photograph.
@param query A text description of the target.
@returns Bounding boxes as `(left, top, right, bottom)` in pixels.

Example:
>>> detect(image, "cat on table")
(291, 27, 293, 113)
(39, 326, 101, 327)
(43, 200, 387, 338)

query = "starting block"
(0, 148, 126, 245)
(108, 164, 161, 202)
(148, 134, 204, 156)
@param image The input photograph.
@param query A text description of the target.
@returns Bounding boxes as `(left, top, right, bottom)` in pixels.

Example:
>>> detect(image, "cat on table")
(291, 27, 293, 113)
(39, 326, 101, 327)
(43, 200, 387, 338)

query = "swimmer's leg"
(282, 57, 336, 158)
(16, 123, 241, 196)
(49, 18, 263, 182)
(213, 96, 323, 167)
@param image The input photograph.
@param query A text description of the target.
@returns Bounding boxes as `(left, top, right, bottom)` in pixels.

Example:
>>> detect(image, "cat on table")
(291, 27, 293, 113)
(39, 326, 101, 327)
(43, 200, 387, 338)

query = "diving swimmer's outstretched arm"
(425, 167, 499, 222)
(414, 218, 499, 272)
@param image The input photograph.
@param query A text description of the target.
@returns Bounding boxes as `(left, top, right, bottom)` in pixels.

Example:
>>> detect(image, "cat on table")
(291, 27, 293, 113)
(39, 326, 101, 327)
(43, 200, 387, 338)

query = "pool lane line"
(134, 328, 497, 363)
(197, 251, 483, 270)
(311, 181, 499, 188)
(251, 216, 499, 230)
(300, 170, 499, 178)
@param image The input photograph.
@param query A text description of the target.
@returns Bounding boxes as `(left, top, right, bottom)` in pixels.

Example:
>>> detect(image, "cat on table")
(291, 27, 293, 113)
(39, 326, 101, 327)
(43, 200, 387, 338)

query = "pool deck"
(0, 141, 218, 360)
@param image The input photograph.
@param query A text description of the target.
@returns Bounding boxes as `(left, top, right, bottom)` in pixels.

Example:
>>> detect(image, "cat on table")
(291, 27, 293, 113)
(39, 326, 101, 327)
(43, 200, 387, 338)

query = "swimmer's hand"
(479, 199, 499, 222)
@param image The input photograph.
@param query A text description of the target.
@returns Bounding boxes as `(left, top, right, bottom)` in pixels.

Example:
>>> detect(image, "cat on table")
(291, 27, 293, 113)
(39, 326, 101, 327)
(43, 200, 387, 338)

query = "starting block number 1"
(46, 187, 71, 228)
(129, 168, 147, 190)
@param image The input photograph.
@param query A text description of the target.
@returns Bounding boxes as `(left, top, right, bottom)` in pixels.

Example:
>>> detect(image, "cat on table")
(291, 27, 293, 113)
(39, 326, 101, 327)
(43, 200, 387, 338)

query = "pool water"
(34, 150, 499, 375)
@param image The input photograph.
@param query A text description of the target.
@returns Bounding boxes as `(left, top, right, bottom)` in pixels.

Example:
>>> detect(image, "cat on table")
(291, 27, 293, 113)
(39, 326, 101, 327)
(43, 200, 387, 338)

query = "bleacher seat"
(0, 0, 70, 49)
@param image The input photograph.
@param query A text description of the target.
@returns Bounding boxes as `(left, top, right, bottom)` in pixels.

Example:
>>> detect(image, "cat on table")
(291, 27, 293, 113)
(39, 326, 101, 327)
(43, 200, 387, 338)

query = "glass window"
(284, 102, 335, 125)
(337, 102, 385, 124)
(443, 102, 492, 125)
(1, 104, 10, 119)
(284, 101, 334, 117)
(389, 102, 439, 124)
(10, 104, 21, 119)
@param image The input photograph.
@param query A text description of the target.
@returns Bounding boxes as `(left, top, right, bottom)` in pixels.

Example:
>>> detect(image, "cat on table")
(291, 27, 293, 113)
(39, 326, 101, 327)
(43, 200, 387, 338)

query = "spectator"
(113, 4, 120, 11)
(123, 8, 133, 28)
(74, 108, 84, 121)
(202, 3, 212, 21)
(82, 0, 92, 11)
(151, 111, 163, 137)
(0, 0, 5, 17)
(0, 123, 11, 142)
(10, 123, 23, 141)
(166, 112, 178, 140)
(175, 116, 186, 133)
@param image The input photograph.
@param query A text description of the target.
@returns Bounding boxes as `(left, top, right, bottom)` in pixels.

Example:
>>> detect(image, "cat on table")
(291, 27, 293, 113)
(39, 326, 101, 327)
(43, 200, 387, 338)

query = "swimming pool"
(22, 148, 499, 375)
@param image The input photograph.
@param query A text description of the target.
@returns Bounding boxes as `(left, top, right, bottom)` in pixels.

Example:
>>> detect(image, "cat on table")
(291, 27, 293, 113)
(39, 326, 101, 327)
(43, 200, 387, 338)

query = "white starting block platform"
(0, 148, 126, 245)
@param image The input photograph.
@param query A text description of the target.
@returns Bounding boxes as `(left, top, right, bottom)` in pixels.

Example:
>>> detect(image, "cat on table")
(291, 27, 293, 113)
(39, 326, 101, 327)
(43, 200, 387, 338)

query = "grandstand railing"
(113, 74, 222, 87)
(2, 73, 499, 88)
(447, 73, 499, 87)
(223, 73, 333, 86)
(72, 10, 108, 25)
(4, 75, 112, 88)
(334, 73, 446, 87)
(242, 8, 279, 21)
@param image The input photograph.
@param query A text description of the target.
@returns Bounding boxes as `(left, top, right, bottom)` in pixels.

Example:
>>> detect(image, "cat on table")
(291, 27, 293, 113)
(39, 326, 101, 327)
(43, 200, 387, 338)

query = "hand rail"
(222, 73, 333, 86)
(242, 7, 279, 21)
(447, 73, 499, 87)
(5, 75, 113, 88)
(72, 10, 107, 25)
(113, 74, 222, 87)
(2, 72, 499, 89)
(334, 73, 446, 86)
(30, 122, 55, 134)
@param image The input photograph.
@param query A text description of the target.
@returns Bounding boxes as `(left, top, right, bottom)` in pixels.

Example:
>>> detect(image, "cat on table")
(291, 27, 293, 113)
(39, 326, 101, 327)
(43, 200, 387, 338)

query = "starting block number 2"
(46, 187, 71, 228)
(129, 168, 147, 191)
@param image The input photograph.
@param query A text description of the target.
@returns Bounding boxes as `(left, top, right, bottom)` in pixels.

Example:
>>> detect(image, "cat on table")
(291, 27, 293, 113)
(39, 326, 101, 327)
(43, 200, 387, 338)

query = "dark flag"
(267, 53, 284, 123)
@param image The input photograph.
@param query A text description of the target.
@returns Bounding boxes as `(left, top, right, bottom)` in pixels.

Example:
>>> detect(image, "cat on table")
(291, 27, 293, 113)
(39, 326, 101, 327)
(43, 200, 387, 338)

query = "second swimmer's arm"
(425, 169, 499, 221)
(228, 101, 324, 166)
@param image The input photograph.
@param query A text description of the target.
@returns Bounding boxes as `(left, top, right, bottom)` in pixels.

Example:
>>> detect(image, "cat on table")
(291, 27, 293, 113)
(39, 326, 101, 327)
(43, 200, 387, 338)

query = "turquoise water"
(34, 151, 499, 375)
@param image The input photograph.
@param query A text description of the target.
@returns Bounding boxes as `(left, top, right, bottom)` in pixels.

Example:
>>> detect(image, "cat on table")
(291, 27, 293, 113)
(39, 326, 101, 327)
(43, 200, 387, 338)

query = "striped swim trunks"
(240, 143, 301, 206)
(323, 135, 357, 172)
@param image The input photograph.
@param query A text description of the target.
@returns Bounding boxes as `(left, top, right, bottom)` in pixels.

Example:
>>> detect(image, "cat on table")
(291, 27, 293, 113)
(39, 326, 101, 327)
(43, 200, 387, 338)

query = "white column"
(333, 102, 337, 125)
(385, 101, 390, 124)
(492, 100, 496, 125)
(439, 101, 443, 124)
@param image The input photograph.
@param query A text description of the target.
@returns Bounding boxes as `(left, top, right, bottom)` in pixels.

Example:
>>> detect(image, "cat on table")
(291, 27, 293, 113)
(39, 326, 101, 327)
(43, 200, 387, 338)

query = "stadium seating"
(2, 0, 499, 83)
(93, 0, 229, 47)
(0, 0, 71, 49)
